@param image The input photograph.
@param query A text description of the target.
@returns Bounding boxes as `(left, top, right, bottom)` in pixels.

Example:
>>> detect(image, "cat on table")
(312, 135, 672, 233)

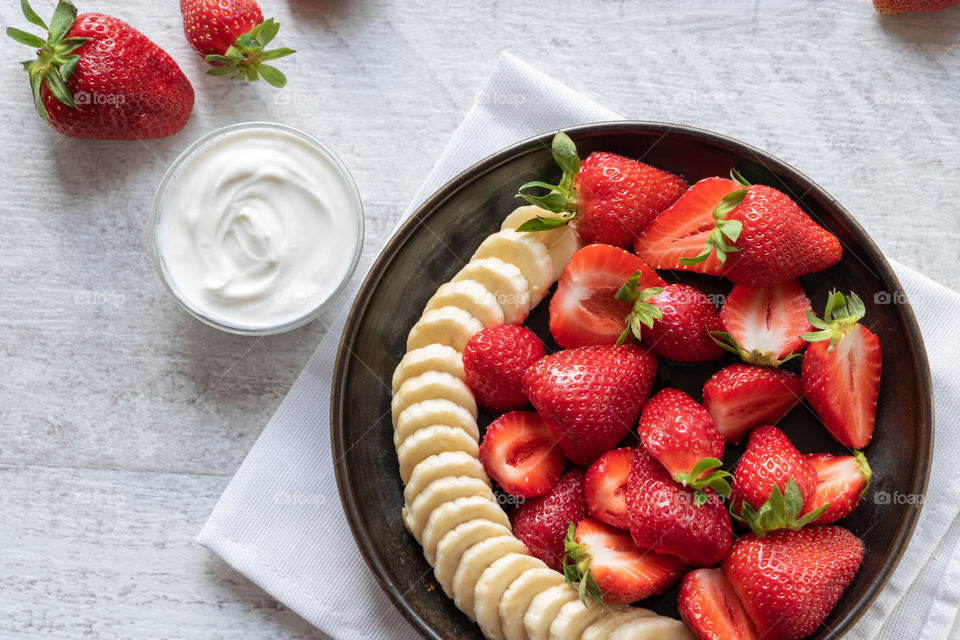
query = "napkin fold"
(199, 53, 960, 639)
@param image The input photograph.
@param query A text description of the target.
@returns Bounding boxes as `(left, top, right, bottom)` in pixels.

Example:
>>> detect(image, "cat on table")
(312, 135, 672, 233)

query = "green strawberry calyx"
(204, 19, 295, 88)
(802, 290, 866, 352)
(562, 522, 606, 608)
(516, 131, 580, 232)
(709, 330, 803, 367)
(680, 169, 754, 266)
(614, 271, 663, 345)
(731, 478, 830, 536)
(673, 457, 732, 506)
(6, 0, 91, 120)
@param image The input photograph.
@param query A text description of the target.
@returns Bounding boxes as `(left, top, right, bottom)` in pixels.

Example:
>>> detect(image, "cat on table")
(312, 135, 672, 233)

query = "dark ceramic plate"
(331, 122, 933, 640)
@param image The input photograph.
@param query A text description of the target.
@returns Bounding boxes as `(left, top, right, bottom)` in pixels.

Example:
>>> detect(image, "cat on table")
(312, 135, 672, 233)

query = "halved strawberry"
(563, 517, 686, 605)
(585, 448, 634, 529)
(479, 411, 566, 498)
(549, 244, 664, 349)
(713, 279, 813, 366)
(634, 177, 739, 275)
(679, 568, 759, 640)
(800, 452, 872, 525)
(802, 291, 882, 449)
(702, 364, 804, 444)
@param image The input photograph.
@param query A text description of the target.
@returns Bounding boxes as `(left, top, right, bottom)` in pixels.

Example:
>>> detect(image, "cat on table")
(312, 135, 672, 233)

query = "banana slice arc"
(549, 599, 610, 640)
(394, 398, 480, 451)
(391, 370, 478, 428)
(407, 306, 484, 353)
(403, 451, 489, 506)
(422, 496, 511, 566)
(403, 476, 494, 542)
(500, 568, 567, 640)
(607, 616, 697, 640)
(452, 535, 529, 621)
(434, 519, 513, 597)
(472, 229, 554, 306)
(523, 584, 581, 640)
(396, 426, 479, 484)
(425, 280, 506, 328)
(453, 258, 531, 325)
(392, 344, 464, 394)
(475, 554, 548, 640)
(501, 205, 582, 281)
(581, 607, 657, 640)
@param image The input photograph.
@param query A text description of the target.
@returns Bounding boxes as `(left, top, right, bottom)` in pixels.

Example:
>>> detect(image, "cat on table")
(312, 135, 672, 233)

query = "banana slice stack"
(390, 206, 693, 640)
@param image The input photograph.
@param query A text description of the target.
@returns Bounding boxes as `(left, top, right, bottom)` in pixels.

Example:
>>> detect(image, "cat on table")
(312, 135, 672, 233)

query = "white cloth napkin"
(198, 52, 960, 639)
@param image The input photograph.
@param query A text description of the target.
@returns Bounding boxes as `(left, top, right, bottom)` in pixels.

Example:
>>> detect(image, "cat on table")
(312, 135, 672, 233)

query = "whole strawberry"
(181, 0, 295, 87)
(722, 526, 864, 640)
(626, 448, 732, 567)
(522, 344, 658, 465)
(874, 0, 960, 13)
(8, 1, 194, 139)
(510, 467, 587, 571)
(515, 132, 687, 248)
(463, 325, 546, 412)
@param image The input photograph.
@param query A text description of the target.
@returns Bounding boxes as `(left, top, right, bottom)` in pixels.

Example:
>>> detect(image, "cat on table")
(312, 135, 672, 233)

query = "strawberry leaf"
(6, 27, 45, 48)
(20, 0, 48, 30)
(676, 457, 732, 501)
(562, 522, 605, 608)
(680, 189, 747, 265)
(730, 167, 751, 187)
(733, 478, 828, 536)
(47, 0, 76, 44)
(803, 290, 867, 350)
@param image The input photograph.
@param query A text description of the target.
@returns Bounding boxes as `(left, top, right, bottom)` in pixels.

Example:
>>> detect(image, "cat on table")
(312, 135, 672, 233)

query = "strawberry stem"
(516, 131, 580, 231)
(674, 457, 732, 503)
(801, 290, 866, 350)
(731, 478, 830, 536)
(709, 330, 803, 367)
(204, 19, 295, 88)
(562, 522, 606, 608)
(615, 272, 663, 345)
(679, 188, 746, 265)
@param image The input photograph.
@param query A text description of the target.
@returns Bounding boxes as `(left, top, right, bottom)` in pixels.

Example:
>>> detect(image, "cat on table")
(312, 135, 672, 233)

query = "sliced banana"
(403, 476, 494, 541)
(523, 584, 581, 640)
(394, 400, 479, 452)
(607, 616, 696, 640)
(425, 280, 506, 328)
(500, 568, 567, 640)
(403, 451, 489, 506)
(549, 599, 610, 640)
(392, 344, 464, 394)
(501, 205, 582, 281)
(434, 518, 513, 597)
(475, 554, 548, 640)
(391, 370, 477, 428)
(452, 257, 531, 325)
(452, 535, 529, 621)
(396, 426, 479, 484)
(581, 607, 657, 640)
(472, 229, 554, 306)
(423, 495, 511, 565)
(407, 305, 484, 353)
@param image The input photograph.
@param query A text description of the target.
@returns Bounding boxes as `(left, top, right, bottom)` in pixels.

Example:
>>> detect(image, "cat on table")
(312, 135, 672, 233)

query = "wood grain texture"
(0, 0, 958, 638)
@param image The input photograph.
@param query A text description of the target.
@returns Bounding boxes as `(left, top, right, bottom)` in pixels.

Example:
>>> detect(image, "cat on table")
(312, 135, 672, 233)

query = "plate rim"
(331, 120, 934, 640)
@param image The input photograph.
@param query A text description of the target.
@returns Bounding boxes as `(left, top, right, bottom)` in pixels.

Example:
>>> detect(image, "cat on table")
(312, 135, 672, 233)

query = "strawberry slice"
(584, 448, 634, 529)
(679, 568, 759, 640)
(713, 279, 813, 366)
(479, 411, 566, 498)
(549, 244, 664, 349)
(802, 291, 882, 449)
(800, 452, 872, 525)
(563, 517, 686, 605)
(702, 364, 804, 444)
(633, 177, 739, 275)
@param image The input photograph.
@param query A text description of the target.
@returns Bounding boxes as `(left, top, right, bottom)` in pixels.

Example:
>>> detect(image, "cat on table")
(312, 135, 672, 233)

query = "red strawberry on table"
(515, 132, 687, 249)
(522, 344, 657, 465)
(801, 452, 872, 525)
(626, 448, 732, 567)
(478, 411, 566, 499)
(584, 447, 634, 529)
(563, 517, 686, 606)
(713, 279, 813, 366)
(617, 278, 725, 363)
(181, 0, 295, 87)
(679, 568, 759, 640)
(702, 364, 804, 444)
(802, 291, 882, 449)
(637, 388, 731, 499)
(8, 0, 194, 139)
(463, 325, 546, 412)
(511, 468, 587, 571)
(731, 425, 825, 534)
(722, 526, 864, 640)
(634, 177, 740, 275)
(549, 244, 664, 349)
(874, 0, 960, 14)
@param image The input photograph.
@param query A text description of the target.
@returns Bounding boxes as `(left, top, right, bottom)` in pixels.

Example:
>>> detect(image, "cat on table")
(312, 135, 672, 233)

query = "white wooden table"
(2, 1, 959, 638)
